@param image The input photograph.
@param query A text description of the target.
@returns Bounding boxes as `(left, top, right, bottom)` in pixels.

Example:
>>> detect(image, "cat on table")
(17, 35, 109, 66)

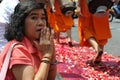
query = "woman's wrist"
(43, 56, 52, 60)
(43, 54, 52, 60)
(41, 57, 58, 65)
(49, 60, 57, 72)
(41, 57, 51, 64)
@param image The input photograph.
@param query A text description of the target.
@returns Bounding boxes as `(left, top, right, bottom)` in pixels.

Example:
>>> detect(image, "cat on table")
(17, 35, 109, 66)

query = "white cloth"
(0, 0, 19, 23)
(0, 0, 19, 52)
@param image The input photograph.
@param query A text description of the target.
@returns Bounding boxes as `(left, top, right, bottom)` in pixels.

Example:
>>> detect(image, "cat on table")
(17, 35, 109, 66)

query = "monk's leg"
(66, 29, 73, 47)
(88, 37, 104, 64)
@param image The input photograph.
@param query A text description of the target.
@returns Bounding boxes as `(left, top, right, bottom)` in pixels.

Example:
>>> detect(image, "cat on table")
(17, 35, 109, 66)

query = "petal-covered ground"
(55, 37, 120, 80)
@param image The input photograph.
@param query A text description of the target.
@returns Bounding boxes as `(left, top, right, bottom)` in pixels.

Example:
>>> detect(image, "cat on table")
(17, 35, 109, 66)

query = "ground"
(55, 36, 120, 80)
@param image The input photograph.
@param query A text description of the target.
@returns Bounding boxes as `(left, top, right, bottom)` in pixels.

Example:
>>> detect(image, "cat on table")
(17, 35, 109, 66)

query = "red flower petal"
(55, 37, 120, 80)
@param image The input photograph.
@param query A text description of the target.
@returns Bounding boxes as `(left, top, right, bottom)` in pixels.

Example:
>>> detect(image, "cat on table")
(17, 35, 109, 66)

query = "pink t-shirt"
(0, 37, 42, 80)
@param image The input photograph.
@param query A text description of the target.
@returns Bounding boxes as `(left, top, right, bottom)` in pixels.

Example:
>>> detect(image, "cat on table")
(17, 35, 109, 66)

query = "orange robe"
(46, 5, 56, 28)
(53, 0, 74, 32)
(78, 0, 112, 46)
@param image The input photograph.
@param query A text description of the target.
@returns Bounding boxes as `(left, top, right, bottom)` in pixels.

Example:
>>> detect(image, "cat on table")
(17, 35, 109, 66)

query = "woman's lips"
(36, 28, 42, 32)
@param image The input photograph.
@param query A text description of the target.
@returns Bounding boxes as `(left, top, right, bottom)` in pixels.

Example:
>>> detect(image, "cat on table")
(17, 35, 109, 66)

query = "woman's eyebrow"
(29, 12, 38, 16)
(29, 12, 46, 16)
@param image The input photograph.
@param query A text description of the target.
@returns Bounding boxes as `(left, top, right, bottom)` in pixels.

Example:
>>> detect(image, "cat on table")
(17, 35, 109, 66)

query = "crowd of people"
(0, 0, 119, 79)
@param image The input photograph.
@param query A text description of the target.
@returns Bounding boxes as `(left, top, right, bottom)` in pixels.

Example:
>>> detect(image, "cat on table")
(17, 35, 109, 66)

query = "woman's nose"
(37, 19, 44, 25)
(37, 18, 46, 27)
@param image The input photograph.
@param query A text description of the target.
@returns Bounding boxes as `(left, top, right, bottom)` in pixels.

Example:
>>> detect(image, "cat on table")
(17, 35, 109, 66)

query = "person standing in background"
(51, 0, 75, 47)
(77, 0, 112, 65)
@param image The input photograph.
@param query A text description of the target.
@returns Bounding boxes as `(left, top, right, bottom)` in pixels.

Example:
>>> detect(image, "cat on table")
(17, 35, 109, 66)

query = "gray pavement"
(104, 18, 120, 57)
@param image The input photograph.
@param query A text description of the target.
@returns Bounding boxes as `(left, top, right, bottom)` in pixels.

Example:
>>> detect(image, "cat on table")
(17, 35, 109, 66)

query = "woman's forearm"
(47, 65, 57, 80)
(34, 58, 51, 80)
(47, 58, 57, 80)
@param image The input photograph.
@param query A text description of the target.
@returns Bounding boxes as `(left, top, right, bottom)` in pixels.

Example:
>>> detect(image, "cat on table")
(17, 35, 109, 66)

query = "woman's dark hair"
(5, 0, 49, 41)
(0, 0, 2, 3)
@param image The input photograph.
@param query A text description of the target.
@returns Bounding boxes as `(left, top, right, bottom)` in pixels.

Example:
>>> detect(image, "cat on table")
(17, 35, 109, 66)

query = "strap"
(0, 43, 20, 80)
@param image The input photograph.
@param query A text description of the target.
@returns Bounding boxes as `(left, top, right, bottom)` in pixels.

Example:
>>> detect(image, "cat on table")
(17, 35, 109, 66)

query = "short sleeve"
(9, 45, 33, 69)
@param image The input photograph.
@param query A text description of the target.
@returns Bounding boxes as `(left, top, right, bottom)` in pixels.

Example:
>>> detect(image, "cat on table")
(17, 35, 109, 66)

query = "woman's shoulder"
(2, 40, 26, 53)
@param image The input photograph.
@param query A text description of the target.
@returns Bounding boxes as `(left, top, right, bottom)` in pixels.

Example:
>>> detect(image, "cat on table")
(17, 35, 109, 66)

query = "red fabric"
(55, 36, 120, 80)
(0, 37, 42, 80)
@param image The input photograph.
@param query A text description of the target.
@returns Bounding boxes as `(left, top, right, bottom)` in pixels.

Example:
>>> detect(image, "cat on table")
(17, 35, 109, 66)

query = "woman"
(0, 0, 57, 80)
(77, 0, 112, 65)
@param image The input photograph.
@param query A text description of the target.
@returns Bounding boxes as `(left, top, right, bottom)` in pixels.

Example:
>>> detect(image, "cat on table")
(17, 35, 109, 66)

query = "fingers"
(94, 12, 107, 17)
(39, 27, 46, 44)
(39, 27, 51, 45)
(33, 40, 40, 50)
(39, 27, 54, 57)
(46, 27, 51, 41)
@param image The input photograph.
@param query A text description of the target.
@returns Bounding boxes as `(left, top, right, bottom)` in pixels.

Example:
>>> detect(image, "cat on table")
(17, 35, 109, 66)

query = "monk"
(77, 0, 112, 65)
(51, 0, 74, 47)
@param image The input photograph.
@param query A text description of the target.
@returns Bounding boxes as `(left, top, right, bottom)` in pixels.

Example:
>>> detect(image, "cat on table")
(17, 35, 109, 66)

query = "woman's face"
(24, 9, 47, 42)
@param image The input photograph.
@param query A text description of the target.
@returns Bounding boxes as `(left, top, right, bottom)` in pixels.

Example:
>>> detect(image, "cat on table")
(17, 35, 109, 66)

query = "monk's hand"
(94, 12, 107, 17)
(75, 6, 82, 17)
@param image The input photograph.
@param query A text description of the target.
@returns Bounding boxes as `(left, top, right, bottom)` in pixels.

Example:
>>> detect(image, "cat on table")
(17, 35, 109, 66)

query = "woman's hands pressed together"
(33, 27, 55, 60)
(33, 27, 57, 80)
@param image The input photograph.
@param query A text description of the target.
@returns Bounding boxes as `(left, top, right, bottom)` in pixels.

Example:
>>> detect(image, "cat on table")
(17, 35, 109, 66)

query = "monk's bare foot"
(68, 41, 73, 47)
(93, 51, 103, 65)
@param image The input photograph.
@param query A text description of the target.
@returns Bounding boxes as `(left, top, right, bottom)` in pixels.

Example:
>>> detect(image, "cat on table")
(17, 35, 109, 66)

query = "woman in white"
(0, 0, 24, 51)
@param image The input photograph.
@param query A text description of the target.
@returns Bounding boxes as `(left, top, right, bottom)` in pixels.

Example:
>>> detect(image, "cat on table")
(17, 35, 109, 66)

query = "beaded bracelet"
(41, 59, 58, 65)
(41, 60, 51, 64)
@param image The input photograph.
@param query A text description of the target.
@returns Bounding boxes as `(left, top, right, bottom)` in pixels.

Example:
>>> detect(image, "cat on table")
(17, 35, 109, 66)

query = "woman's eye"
(41, 17, 46, 20)
(31, 16, 38, 20)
